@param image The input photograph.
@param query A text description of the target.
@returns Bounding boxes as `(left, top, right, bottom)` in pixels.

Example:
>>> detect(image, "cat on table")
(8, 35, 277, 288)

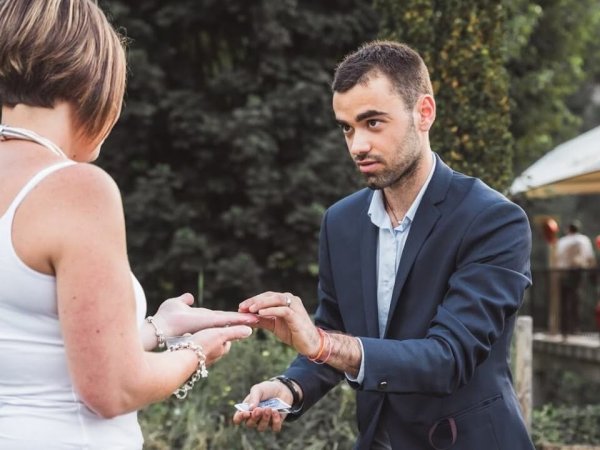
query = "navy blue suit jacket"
(285, 155, 535, 450)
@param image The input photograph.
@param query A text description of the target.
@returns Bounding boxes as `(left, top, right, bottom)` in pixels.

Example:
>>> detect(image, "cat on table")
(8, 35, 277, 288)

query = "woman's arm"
(41, 163, 250, 417)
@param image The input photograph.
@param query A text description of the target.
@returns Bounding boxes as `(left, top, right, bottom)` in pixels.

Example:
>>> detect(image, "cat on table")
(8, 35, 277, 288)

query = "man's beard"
(364, 156, 419, 190)
(360, 123, 421, 190)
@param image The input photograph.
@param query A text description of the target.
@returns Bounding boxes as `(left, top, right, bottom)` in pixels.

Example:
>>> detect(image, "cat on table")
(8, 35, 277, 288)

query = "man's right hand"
(232, 379, 296, 432)
(238, 291, 322, 358)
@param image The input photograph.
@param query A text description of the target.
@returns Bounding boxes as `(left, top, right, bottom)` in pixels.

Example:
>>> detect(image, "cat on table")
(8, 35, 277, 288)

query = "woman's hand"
(153, 293, 259, 337)
(190, 325, 254, 367)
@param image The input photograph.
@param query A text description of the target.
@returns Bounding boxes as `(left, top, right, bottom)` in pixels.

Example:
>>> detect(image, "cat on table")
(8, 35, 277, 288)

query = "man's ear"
(415, 95, 436, 132)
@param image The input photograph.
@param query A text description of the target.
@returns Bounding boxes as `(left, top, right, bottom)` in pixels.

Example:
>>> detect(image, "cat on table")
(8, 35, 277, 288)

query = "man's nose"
(349, 132, 371, 157)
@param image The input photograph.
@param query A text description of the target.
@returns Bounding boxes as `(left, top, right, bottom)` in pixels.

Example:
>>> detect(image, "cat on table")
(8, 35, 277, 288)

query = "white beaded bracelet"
(166, 335, 208, 399)
(146, 316, 166, 349)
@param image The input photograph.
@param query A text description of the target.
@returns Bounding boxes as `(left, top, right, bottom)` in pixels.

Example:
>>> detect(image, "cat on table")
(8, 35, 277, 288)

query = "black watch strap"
(271, 375, 301, 412)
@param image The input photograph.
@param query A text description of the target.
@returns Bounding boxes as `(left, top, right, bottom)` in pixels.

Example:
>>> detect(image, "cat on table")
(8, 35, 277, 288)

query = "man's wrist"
(271, 375, 303, 413)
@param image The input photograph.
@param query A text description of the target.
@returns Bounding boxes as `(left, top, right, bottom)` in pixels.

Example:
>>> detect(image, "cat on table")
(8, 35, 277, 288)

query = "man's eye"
(340, 124, 352, 134)
(367, 119, 380, 128)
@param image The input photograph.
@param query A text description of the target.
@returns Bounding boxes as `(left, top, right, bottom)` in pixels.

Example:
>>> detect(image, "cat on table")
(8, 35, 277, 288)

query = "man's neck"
(383, 151, 434, 219)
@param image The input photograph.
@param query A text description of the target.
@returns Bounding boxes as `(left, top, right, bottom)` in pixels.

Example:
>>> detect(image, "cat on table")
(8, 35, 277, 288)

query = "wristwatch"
(271, 375, 303, 413)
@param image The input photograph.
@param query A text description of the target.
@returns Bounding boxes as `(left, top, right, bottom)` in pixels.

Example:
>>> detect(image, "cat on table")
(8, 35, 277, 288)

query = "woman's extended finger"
(194, 325, 252, 351)
(185, 309, 259, 329)
(219, 325, 253, 342)
(250, 315, 277, 332)
(178, 293, 194, 305)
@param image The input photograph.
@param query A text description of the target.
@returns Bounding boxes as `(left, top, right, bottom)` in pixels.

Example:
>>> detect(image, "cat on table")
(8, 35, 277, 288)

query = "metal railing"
(520, 268, 600, 334)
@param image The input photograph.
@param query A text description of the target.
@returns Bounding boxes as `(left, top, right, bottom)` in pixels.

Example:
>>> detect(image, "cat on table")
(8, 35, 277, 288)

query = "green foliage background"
(376, 0, 513, 189)
(99, 0, 378, 312)
(96, 0, 600, 314)
(140, 332, 358, 450)
(505, 0, 600, 175)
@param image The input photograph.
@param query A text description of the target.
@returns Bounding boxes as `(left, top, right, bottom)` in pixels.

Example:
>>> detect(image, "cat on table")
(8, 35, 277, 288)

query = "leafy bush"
(140, 330, 357, 449)
(532, 369, 600, 447)
(532, 403, 600, 447)
(536, 368, 600, 406)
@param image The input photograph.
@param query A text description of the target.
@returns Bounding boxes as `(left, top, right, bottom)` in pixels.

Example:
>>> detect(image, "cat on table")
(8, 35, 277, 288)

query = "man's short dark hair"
(332, 40, 433, 109)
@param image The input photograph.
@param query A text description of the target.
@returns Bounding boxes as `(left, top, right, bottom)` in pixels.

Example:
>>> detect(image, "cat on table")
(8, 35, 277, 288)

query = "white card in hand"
(234, 397, 291, 413)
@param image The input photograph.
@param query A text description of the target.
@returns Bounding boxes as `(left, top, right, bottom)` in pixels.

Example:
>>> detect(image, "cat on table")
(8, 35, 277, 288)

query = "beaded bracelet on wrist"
(145, 316, 166, 349)
(167, 336, 208, 399)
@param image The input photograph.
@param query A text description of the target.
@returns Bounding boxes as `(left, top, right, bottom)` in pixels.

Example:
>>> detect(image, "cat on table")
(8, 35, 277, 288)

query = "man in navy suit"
(234, 41, 535, 450)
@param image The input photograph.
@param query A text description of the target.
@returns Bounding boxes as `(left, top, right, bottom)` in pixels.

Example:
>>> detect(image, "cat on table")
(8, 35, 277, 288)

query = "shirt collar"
(368, 153, 437, 230)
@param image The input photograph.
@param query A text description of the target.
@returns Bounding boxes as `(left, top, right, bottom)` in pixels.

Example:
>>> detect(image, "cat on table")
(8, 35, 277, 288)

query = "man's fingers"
(256, 306, 293, 319)
(241, 293, 305, 318)
(233, 381, 286, 432)
(256, 408, 273, 432)
(239, 291, 284, 313)
(235, 408, 280, 432)
(243, 414, 258, 429)
(251, 315, 277, 331)
(271, 410, 284, 432)
(232, 411, 249, 425)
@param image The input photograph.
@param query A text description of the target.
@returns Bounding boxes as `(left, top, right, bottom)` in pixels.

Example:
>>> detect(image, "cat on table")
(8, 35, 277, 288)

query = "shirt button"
(378, 381, 388, 391)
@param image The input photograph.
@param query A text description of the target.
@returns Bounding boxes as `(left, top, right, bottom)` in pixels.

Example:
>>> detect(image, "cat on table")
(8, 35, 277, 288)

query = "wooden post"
(548, 242, 560, 334)
(514, 315, 533, 430)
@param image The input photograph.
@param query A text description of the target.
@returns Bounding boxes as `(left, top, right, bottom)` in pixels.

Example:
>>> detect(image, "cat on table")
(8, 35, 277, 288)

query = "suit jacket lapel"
(384, 154, 452, 336)
(360, 193, 380, 338)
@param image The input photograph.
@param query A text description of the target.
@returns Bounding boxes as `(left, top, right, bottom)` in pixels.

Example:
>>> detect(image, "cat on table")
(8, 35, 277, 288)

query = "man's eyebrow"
(355, 110, 389, 122)
(335, 110, 390, 127)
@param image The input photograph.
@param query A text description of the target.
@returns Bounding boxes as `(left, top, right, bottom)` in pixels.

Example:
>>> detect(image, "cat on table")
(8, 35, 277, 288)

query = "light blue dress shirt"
(347, 154, 436, 384)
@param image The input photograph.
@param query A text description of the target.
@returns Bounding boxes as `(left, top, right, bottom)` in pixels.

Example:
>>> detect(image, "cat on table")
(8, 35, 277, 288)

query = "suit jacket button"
(378, 381, 388, 391)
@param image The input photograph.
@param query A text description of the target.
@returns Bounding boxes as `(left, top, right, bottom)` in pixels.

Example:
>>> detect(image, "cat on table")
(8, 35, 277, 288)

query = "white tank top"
(0, 162, 147, 449)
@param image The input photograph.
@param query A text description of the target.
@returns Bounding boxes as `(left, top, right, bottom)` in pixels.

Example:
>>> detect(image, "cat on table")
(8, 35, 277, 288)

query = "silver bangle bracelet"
(167, 336, 208, 399)
(146, 316, 166, 349)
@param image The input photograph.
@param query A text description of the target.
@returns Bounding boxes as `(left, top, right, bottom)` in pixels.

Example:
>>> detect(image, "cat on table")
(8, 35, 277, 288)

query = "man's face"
(332, 73, 425, 190)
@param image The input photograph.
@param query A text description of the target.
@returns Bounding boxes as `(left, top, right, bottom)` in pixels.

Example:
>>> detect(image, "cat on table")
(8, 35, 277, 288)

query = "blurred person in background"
(0, 1, 256, 448)
(556, 220, 597, 336)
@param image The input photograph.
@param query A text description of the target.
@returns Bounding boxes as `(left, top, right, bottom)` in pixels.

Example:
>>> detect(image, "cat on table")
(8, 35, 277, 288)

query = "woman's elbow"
(78, 386, 135, 419)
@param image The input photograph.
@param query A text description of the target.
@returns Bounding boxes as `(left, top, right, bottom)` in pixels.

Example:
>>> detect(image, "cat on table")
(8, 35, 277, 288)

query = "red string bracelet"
(313, 331, 333, 365)
(308, 327, 326, 361)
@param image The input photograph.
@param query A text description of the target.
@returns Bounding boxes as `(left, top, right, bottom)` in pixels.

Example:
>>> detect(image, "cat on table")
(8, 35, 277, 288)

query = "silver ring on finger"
(285, 295, 292, 307)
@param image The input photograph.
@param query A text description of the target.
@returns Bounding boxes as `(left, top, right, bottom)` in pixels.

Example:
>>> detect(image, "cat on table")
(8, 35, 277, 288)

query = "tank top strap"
(2, 161, 76, 222)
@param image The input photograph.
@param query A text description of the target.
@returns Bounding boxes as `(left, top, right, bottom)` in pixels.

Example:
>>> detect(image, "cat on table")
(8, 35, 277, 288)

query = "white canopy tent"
(509, 125, 600, 198)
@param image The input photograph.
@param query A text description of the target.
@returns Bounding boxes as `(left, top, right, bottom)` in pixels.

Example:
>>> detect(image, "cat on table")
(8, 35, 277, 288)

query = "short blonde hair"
(0, 0, 127, 140)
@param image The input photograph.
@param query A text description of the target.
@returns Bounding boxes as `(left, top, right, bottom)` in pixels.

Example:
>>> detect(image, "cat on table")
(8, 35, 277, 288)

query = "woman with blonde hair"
(0, 1, 256, 448)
